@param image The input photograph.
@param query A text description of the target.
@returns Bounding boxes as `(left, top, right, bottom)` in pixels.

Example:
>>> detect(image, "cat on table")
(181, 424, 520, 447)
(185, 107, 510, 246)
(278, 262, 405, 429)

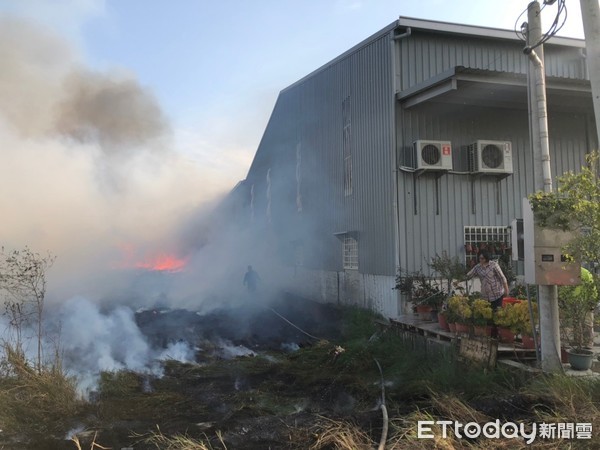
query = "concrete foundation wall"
(284, 267, 400, 318)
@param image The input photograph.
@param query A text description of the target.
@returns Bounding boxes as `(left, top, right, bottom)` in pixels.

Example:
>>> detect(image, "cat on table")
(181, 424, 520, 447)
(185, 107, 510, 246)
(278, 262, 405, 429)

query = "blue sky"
(0, 0, 586, 293)
(0, 0, 585, 188)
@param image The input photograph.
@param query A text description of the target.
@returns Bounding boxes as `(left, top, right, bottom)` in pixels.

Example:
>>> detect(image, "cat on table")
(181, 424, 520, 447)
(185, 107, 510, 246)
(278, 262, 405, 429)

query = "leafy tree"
(556, 151, 600, 277)
(529, 151, 600, 350)
(530, 151, 600, 284)
(0, 246, 55, 373)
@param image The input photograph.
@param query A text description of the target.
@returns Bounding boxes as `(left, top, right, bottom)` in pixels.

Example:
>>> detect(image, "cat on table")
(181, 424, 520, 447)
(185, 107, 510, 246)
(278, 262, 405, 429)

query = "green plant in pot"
(529, 151, 600, 367)
(512, 301, 538, 349)
(429, 253, 467, 296)
(471, 299, 493, 336)
(494, 304, 517, 343)
(559, 268, 598, 370)
(447, 296, 471, 334)
(395, 269, 443, 320)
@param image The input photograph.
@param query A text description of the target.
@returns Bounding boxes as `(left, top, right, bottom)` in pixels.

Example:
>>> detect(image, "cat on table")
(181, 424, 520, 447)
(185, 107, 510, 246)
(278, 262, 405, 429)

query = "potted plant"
(512, 301, 539, 349)
(445, 298, 459, 333)
(437, 309, 450, 331)
(493, 304, 517, 344)
(472, 299, 493, 336)
(529, 152, 600, 366)
(558, 269, 598, 370)
(447, 296, 471, 334)
(395, 269, 443, 321)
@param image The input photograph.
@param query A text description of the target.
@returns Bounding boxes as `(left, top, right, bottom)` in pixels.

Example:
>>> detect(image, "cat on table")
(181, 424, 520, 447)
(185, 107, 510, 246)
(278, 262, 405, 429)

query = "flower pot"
(473, 325, 493, 337)
(438, 313, 450, 331)
(567, 348, 594, 371)
(501, 297, 521, 307)
(561, 347, 569, 363)
(455, 322, 470, 335)
(448, 322, 457, 333)
(497, 327, 515, 344)
(521, 334, 536, 349)
(416, 305, 433, 321)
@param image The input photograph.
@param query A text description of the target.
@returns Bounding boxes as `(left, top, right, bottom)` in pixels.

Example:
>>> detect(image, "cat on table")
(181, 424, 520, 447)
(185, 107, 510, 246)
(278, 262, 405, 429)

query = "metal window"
(343, 235, 358, 270)
(464, 226, 511, 269)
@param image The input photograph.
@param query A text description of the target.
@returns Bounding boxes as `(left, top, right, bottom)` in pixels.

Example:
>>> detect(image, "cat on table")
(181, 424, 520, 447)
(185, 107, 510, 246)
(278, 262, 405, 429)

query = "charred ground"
(1, 295, 599, 449)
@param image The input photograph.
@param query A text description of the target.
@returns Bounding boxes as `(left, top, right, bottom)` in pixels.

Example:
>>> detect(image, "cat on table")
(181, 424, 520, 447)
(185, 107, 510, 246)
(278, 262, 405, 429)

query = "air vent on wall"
(413, 140, 453, 171)
(468, 140, 513, 174)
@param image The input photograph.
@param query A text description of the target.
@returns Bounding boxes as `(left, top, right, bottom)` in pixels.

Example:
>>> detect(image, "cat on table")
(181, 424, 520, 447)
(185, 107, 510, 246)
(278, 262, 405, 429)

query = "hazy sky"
(1, 0, 585, 189)
(0, 0, 586, 298)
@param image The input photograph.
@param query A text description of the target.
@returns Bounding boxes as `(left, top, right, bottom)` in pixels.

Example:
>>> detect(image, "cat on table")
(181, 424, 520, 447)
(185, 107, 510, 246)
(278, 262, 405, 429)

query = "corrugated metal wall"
(396, 31, 587, 90)
(246, 32, 397, 276)
(244, 22, 594, 287)
(397, 103, 591, 275)
(395, 30, 593, 275)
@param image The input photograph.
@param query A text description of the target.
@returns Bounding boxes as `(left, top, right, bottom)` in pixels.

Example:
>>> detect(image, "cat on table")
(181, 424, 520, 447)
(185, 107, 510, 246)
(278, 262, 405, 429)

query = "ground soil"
(1, 295, 553, 449)
(2, 296, 372, 449)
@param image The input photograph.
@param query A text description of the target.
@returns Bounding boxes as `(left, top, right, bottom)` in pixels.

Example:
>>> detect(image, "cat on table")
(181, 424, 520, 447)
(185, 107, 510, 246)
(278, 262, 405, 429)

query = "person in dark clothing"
(243, 265, 260, 293)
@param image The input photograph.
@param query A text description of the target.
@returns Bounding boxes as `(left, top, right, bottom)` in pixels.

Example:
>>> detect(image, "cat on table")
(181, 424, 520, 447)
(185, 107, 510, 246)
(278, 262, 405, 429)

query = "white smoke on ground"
(157, 340, 197, 363)
(215, 338, 257, 359)
(56, 297, 198, 395)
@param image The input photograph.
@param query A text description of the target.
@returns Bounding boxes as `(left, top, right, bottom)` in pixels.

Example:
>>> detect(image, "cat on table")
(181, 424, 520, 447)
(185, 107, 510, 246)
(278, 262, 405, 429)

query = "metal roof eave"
(398, 16, 585, 48)
(397, 66, 592, 109)
(281, 17, 585, 95)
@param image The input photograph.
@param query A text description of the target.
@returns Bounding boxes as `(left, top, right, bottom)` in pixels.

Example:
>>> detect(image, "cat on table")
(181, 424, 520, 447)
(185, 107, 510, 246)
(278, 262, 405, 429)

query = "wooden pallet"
(390, 315, 454, 342)
(388, 314, 538, 363)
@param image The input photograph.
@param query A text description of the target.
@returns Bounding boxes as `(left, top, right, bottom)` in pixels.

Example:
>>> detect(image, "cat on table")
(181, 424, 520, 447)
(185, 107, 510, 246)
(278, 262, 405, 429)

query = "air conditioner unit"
(413, 140, 453, 171)
(468, 140, 513, 174)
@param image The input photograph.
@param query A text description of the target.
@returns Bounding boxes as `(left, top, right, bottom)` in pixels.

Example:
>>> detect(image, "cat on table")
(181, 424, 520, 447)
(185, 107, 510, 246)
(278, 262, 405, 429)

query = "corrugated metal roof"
(397, 16, 585, 48)
(281, 21, 398, 94)
(282, 16, 585, 96)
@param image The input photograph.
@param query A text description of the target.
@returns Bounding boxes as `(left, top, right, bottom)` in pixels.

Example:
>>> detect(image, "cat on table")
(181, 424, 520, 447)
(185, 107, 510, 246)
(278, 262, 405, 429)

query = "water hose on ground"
(374, 358, 389, 450)
(267, 306, 322, 341)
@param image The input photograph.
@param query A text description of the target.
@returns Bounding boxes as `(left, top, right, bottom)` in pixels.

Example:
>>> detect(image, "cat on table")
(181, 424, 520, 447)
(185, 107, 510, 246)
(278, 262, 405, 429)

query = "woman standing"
(466, 250, 509, 310)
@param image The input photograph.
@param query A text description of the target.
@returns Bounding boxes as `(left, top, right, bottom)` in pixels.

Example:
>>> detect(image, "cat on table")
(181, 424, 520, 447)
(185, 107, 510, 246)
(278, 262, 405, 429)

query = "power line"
(516, 0, 568, 50)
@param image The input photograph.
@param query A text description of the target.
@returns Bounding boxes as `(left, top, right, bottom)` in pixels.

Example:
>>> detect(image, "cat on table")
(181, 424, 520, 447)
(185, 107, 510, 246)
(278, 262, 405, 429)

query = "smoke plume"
(0, 15, 303, 393)
(0, 16, 227, 303)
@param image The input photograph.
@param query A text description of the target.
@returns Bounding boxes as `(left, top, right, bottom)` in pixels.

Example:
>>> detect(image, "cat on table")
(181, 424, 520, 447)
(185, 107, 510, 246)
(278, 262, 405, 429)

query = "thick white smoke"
(57, 297, 199, 394)
(0, 16, 232, 303)
(0, 14, 292, 392)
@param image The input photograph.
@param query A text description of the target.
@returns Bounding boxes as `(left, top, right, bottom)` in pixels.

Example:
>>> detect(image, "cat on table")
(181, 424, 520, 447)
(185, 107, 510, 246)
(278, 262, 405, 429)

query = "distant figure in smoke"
(243, 265, 261, 293)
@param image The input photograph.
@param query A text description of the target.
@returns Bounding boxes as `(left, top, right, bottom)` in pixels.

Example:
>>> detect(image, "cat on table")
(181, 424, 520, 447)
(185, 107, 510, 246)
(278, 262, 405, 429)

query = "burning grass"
(2, 302, 600, 449)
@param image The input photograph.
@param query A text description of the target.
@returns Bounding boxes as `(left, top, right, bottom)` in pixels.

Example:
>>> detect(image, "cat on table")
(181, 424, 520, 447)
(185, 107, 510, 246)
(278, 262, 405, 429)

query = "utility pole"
(580, 0, 600, 146)
(525, 1, 562, 373)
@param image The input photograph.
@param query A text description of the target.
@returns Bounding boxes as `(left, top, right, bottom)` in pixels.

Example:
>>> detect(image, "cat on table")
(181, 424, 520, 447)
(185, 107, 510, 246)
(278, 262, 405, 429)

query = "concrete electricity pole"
(525, 1, 563, 373)
(580, 0, 600, 147)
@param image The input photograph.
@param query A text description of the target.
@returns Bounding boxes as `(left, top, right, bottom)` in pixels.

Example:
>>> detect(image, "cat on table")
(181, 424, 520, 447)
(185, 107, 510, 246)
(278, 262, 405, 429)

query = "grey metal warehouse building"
(232, 16, 596, 318)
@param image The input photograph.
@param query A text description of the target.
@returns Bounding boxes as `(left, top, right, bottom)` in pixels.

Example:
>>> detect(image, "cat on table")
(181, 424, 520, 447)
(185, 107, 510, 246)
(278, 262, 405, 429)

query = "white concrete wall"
(283, 267, 400, 318)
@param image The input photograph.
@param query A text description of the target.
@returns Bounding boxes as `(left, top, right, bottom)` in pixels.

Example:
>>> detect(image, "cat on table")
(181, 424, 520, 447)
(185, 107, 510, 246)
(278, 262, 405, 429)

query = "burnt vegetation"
(0, 255, 599, 448)
(0, 249, 600, 450)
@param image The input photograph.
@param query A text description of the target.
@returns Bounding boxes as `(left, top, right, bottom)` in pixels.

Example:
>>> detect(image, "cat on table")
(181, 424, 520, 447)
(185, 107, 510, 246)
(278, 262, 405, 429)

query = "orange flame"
(135, 254, 188, 273)
(114, 244, 189, 273)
